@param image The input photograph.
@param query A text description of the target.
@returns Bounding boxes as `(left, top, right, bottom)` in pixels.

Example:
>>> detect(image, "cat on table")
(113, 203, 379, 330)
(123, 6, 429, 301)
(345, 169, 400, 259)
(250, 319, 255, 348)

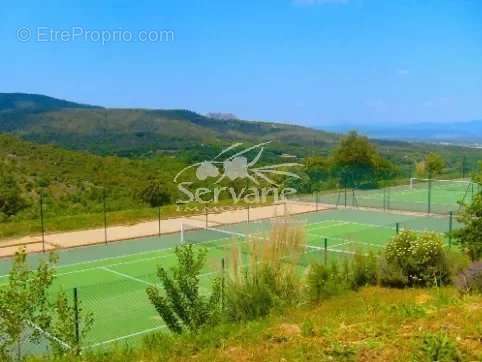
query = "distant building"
(206, 112, 239, 121)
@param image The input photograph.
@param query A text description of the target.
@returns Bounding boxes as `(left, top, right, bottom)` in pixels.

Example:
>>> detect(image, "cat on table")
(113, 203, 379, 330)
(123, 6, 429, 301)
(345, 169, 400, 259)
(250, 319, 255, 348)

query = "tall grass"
(224, 221, 305, 322)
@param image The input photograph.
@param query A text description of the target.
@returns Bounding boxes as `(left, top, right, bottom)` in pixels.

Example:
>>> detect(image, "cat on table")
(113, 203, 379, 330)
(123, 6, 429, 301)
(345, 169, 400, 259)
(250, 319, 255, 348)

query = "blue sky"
(1, 0, 481, 126)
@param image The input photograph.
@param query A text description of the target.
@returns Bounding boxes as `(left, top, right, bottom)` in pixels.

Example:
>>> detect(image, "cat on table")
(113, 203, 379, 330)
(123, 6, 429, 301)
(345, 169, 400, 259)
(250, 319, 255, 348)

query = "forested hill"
(0, 93, 481, 172)
(0, 93, 338, 157)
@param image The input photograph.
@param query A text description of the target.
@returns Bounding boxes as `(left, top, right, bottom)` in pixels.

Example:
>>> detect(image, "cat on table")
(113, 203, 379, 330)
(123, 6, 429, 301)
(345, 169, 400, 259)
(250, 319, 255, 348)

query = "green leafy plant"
(418, 332, 462, 362)
(48, 289, 94, 356)
(0, 249, 94, 360)
(306, 261, 351, 303)
(138, 178, 172, 208)
(0, 171, 27, 219)
(350, 251, 378, 289)
(454, 192, 482, 261)
(380, 230, 450, 287)
(0, 249, 57, 360)
(330, 131, 397, 188)
(146, 245, 222, 334)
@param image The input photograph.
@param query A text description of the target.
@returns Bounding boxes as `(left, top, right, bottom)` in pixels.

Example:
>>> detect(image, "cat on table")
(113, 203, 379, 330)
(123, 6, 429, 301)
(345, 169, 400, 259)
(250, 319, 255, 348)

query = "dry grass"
(228, 220, 306, 281)
(189, 287, 482, 362)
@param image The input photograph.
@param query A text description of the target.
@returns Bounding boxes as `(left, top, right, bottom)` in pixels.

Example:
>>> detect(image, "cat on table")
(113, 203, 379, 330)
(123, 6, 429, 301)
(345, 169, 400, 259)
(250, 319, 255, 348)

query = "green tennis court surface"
(313, 179, 479, 215)
(0, 208, 458, 351)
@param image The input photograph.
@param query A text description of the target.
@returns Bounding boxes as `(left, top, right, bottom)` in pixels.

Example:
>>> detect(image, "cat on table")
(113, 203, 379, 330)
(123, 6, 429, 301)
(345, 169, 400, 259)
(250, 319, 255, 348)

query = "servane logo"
(174, 142, 301, 206)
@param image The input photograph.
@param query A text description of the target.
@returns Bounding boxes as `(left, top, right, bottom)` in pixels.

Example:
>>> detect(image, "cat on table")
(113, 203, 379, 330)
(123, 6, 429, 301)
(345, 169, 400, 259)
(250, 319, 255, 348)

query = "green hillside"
(0, 93, 480, 174)
(0, 93, 337, 157)
(0, 134, 186, 236)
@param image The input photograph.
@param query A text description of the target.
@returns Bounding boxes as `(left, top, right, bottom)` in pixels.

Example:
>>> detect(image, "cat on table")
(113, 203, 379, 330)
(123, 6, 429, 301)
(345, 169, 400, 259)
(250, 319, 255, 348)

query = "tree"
(139, 178, 172, 207)
(0, 173, 26, 218)
(48, 289, 94, 356)
(303, 156, 330, 191)
(0, 249, 57, 360)
(0, 249, 94, 360)
(146, 245, 221, 334)
(425, 153, 445, 177)
(454, 192, 482, 261)
(331, 131, 396, 188)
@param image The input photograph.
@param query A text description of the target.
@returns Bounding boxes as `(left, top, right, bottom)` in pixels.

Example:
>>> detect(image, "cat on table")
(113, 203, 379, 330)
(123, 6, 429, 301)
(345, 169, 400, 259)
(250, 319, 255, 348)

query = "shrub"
(350, 251, 378, 289)
(418, 332, 462, 362)
(445, 249, 470, 278)
(381, 230, 450, 287)
(306, 261, 351, 303)
(454, 192, 482, 261)
(306, 251, 379, 303)
(454, 261, 482, 294)
(224, 222, 304, 322)
(146, 245, 222, 334)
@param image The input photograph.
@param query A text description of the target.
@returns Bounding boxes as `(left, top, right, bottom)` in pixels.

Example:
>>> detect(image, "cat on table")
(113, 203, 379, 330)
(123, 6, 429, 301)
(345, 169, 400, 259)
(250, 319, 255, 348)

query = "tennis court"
(0, 207, 459, 353)
(311, 178, 479, 215)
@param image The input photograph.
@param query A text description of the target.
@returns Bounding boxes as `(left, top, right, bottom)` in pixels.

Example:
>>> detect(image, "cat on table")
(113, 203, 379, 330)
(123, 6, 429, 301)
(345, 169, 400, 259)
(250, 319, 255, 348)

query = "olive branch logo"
(173, 141, 301, 186)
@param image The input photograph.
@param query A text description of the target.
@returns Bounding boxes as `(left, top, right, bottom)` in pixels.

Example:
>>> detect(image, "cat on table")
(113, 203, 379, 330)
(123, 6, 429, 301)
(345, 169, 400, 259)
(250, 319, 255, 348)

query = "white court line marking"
(0, 234, 237, 279)
(55, 253, 175, 277)
(100, 266, 155, 287)
(87, 325, 169, 348)
(309, 234, 386, 248)
(306, 221, 348, 232)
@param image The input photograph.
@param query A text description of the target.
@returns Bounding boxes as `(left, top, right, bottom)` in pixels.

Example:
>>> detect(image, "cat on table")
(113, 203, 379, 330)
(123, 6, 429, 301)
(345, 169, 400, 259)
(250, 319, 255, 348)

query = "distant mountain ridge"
(0, 93, 338, 157)
(322, 120, 482, 145)
(0, 93, 100, 113)
(1, 93, 481, 165)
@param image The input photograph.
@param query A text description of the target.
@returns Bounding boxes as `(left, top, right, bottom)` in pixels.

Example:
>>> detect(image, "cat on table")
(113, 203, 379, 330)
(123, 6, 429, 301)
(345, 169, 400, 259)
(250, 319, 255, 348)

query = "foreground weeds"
(27, 287, 482, 362)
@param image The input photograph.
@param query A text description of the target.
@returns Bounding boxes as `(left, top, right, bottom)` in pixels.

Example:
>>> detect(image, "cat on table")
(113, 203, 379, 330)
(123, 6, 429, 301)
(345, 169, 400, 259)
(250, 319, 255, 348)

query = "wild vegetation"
(0, 165, 480, 360)
(7, 205, 479, 362)
(0, 250, 92, 360)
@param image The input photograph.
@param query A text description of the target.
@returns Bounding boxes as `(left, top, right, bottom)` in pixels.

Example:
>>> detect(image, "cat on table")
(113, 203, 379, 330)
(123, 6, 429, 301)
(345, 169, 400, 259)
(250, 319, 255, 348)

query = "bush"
(146, 245, 222, 334)
(306, 261, 351, 303)
(454, 261, 482, 294)
(454, 192, 482, 261)
(380, 230, 450, 287)
(350, 251, 378, 289)
(418, 332, 462, 362)
(306, 251, 379, 303)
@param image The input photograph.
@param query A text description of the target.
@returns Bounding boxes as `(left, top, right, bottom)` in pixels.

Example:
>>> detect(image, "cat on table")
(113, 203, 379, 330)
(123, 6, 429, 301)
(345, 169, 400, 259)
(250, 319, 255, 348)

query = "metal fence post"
(448, 211, 453, 248)
(324, 237, 328, 265)
(158, 206, 161, 237)
(39, 192, 46, 253)
(427, 175, 432, 214)
(221, 258, 225, 311)
(73, 287, 80, 354)
(103, 188, 108, 244)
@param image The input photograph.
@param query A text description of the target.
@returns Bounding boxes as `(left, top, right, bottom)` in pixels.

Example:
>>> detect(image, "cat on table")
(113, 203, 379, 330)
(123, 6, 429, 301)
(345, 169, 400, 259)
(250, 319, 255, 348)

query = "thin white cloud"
(293, 0, 349, 5)
(397, 69, 409, 76)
